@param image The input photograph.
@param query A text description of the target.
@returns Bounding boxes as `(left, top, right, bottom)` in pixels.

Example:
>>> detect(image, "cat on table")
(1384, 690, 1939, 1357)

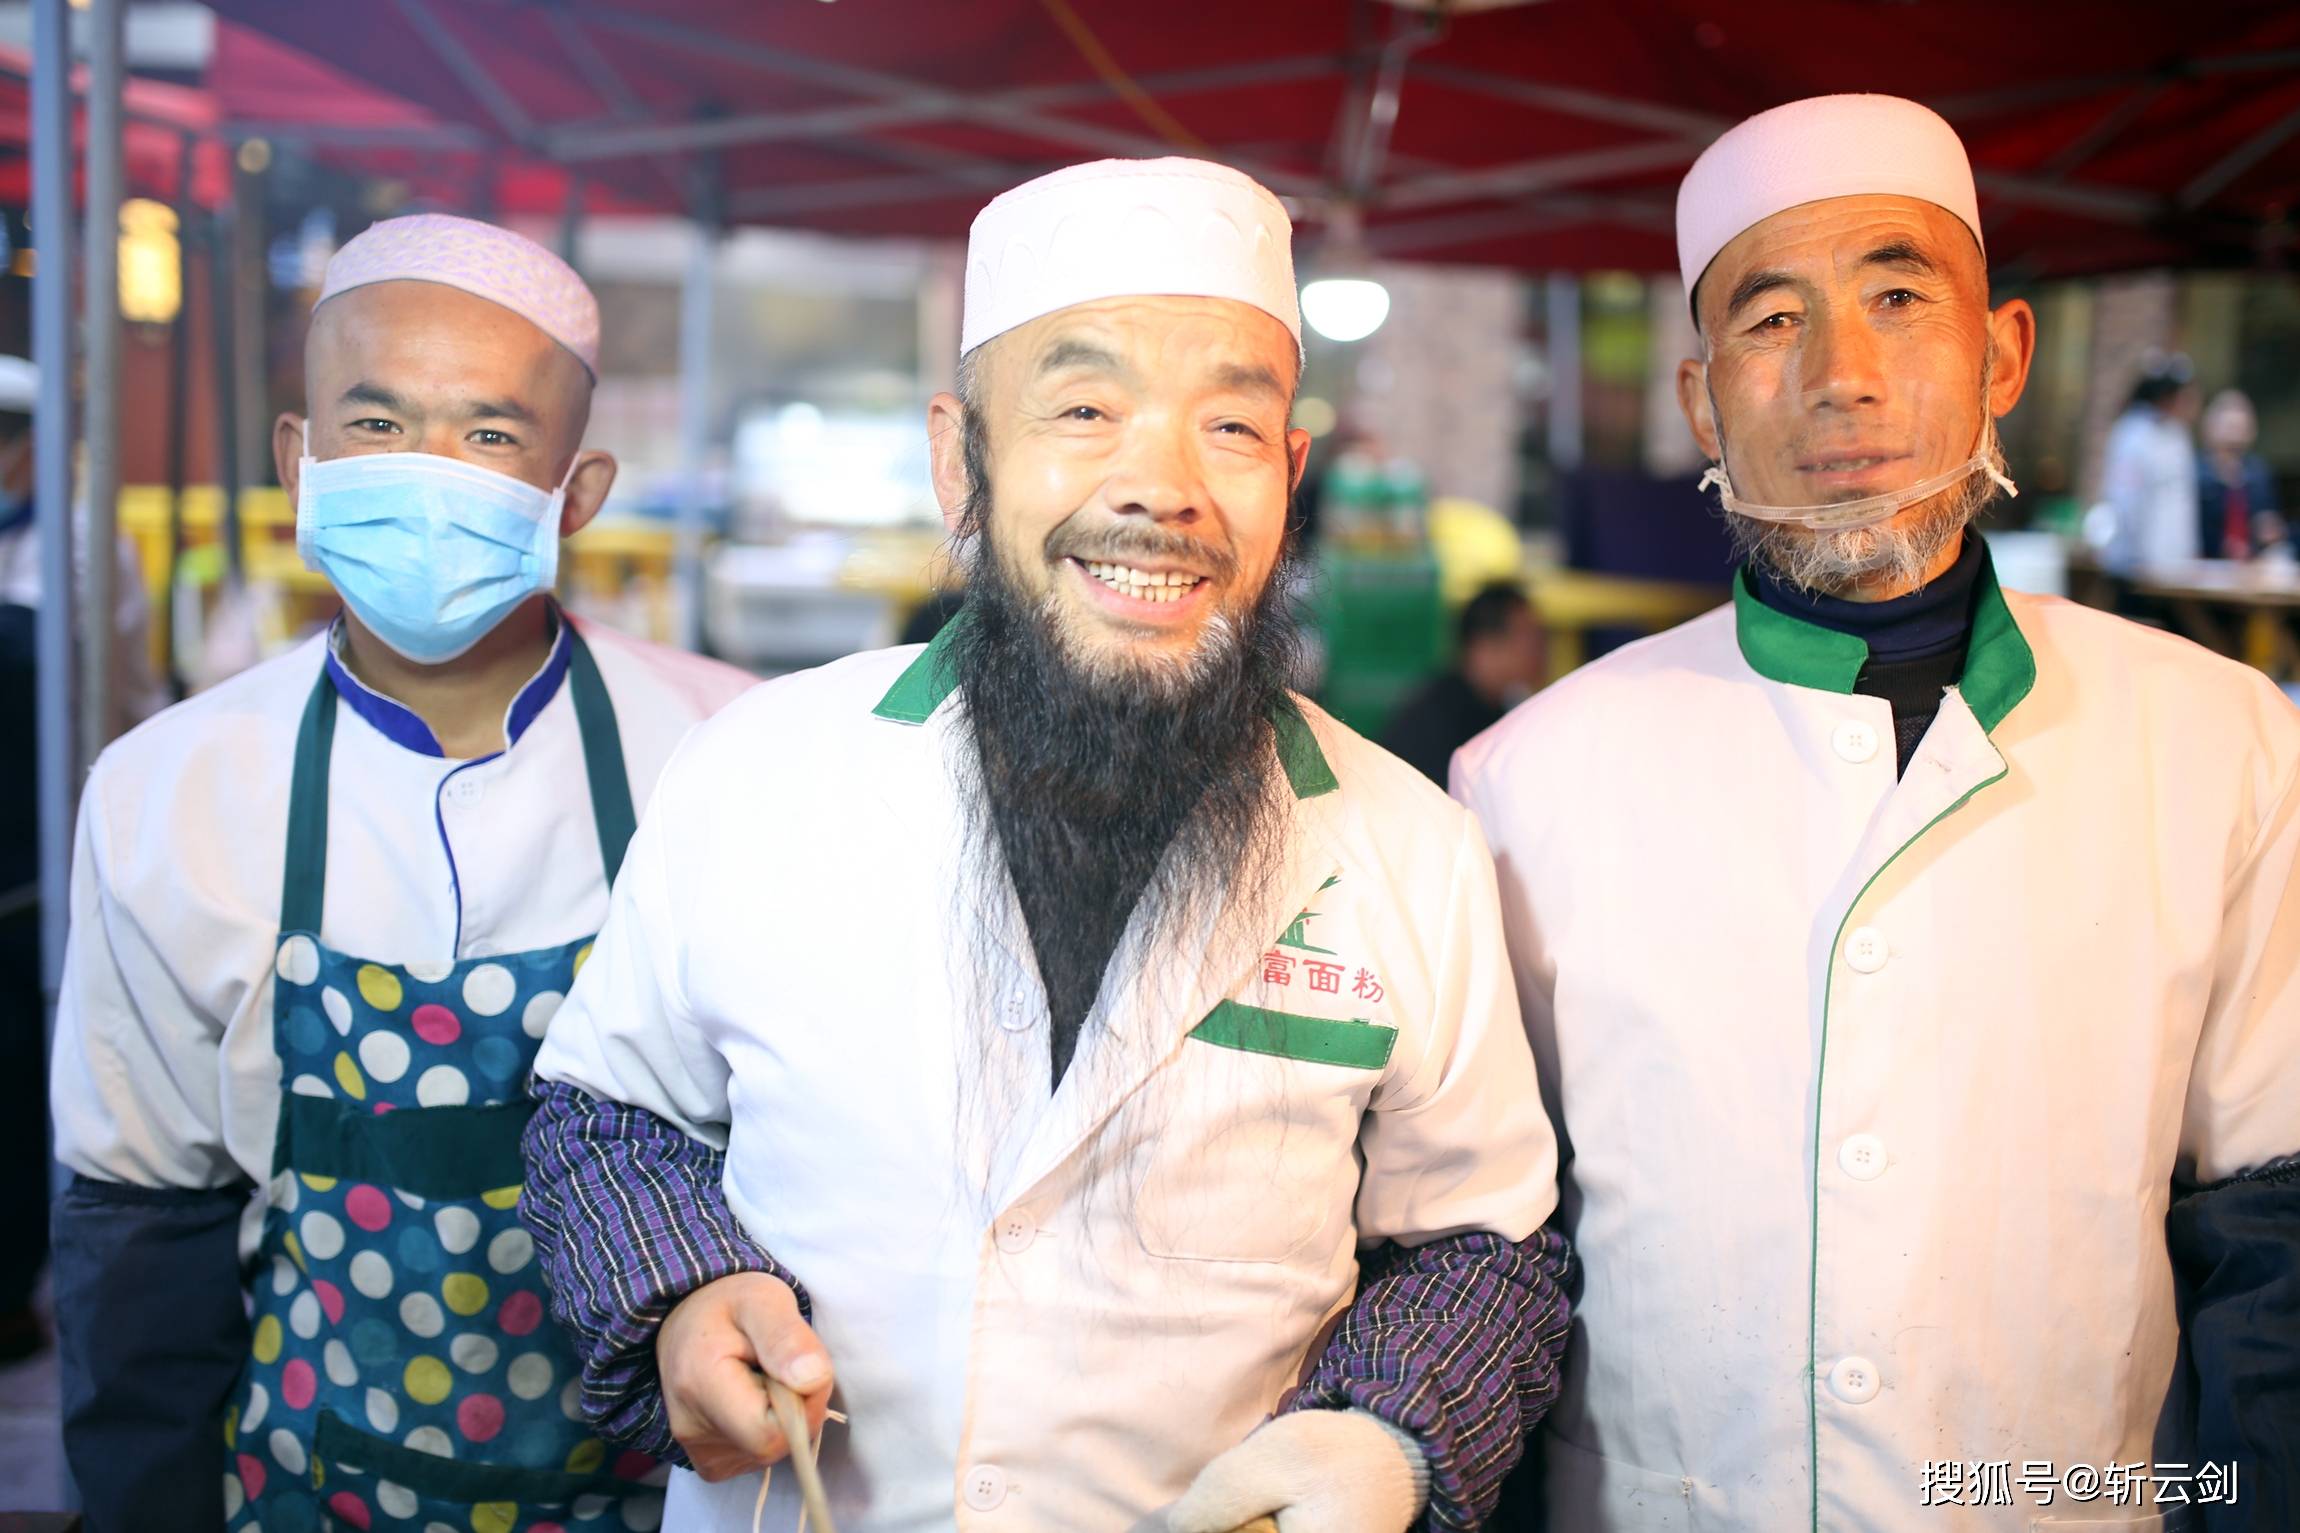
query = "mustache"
(1042, 516, 1240, 584)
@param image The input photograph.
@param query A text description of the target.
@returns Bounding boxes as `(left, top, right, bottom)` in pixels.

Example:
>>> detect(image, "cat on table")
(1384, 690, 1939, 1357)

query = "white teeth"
(1084, 560, 1199, 602)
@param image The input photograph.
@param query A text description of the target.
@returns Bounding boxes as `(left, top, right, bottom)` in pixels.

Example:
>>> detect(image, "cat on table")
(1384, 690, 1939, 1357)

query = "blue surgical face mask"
(296, 427, 569, 665)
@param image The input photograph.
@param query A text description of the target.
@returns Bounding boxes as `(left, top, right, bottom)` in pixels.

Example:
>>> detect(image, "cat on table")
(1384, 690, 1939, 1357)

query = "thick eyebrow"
(1724, 268, 1799, 318)
(1210, 361, 1289, 403)
(1723, 239, 1941, 321)
(1034, 338, 1132, 384)
(1860, 239, 1938, 277)
(338, 381, 410, 414)
(460, 396, 538, 427)
(334, 381, 536, 427)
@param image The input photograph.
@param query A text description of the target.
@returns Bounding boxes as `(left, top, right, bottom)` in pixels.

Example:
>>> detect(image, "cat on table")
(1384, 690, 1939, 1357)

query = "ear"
(274, 412, 307, 502)
(1984, 298, 2037, 419)
(1675, 357, 1720, 461)
(557, 450, 619, 538)
(1285, 426, 1312, 493)
(927, 391, 972, 537)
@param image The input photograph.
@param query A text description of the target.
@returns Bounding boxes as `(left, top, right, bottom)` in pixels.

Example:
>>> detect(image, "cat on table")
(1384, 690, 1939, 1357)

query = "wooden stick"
(764, 1377, 838, 1533)
(1230, 1520, 1281, 1533)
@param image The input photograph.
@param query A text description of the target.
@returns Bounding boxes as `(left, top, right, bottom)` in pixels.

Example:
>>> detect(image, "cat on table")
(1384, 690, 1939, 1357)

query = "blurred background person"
(2097, 353, 2202, 579)
(1380, 580, 1543, 784)
(0, 354, 165, 1371)
(2198, 388, 2288, 562)
(0, 356, 43, 1365)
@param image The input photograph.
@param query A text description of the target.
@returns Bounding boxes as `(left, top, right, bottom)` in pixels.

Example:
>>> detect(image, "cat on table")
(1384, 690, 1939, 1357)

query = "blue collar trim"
(325, 610, 572, 759)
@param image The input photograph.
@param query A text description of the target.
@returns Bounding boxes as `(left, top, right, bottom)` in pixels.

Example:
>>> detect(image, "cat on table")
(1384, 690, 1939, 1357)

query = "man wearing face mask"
(49, 216, 756, 1532)
(518, 159, 1569, 1532)
(1457, 97, 2298, 1530)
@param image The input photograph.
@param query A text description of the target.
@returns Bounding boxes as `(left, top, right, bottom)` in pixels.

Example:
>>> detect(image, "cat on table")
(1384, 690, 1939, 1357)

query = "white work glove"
(1164, 1409, 1430, 1533)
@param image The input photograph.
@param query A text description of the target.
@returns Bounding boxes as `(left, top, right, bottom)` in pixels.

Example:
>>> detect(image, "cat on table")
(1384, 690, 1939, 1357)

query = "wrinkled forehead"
(991, 293, 1299, 396)
(1696, 194, 1986, 326)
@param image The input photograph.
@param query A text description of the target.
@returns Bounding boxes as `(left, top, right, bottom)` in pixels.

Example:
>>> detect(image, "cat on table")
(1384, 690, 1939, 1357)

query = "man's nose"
(412, 422, 467, 458)
(1101, 416, 1206, 525)
(1799, 311, 1888, 412)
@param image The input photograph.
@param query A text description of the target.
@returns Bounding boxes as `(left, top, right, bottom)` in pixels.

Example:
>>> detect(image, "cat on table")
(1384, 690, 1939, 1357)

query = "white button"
(1831, 720, 1880, 764)
(1838, 1134, 1887, 1181)
(994, 1211, 1036, 1254)
(999, 996, 1032, 1033)
(1828, 1355, 1882, 1404)
(445, 775, 482, 807)
(962, 1463, 1008, 1511)
(1842, 925, 1889, 974)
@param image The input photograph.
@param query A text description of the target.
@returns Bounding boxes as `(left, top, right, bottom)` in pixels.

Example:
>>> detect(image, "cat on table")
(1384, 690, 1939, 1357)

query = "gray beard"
(1728, 441, 2005, 598)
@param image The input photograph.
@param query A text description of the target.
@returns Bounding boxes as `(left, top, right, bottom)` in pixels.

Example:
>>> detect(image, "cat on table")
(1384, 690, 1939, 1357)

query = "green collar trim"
(1955, 558, 2037, 733)
(1269, 693, 1340, 800)
(1731, 545, 2036, 734)
(870, 613, 1339, 800)
(870, 618, 962, 723)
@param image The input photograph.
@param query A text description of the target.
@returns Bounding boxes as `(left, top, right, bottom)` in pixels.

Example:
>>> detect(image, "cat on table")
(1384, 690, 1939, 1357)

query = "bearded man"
(1456, 96, 2299, 1531)
(520, 158, 1570, 1532)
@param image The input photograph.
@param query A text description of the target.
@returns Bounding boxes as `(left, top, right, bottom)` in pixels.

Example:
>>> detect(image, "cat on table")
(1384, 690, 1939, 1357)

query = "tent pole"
(1545, 274, 1582, 476)
(29, 0, 76, 1008)
(676, 161, 722, 653)
(164, 132, 198, 698)
(557, 172, 587, 273)
(79, 0, 125, 771)
(208, 199, 242, 590)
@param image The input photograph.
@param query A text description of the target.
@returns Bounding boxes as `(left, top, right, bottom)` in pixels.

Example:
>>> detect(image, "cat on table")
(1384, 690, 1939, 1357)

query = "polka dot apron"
(226, 631, 665, 1533)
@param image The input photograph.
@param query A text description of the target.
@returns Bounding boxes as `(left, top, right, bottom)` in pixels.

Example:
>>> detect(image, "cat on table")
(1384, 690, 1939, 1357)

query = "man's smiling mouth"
(1077, 558, 1208, 604)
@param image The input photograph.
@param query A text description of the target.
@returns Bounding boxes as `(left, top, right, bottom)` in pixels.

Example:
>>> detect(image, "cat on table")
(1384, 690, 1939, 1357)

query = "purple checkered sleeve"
(1282, 1226, 1574, 1532)
(519, 1076, 806, 1467)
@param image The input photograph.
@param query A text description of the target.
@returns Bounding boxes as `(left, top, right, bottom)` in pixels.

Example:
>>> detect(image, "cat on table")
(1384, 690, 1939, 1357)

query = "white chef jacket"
(533, 635, 1559, 1532)
(51, 615, 755, 1258)
(1453, 559, 2300, 1533)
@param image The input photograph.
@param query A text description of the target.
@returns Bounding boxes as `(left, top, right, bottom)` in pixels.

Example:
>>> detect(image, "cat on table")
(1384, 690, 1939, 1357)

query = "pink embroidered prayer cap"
(1675, 94, 1984, 305)
(316, 213, 600, 378)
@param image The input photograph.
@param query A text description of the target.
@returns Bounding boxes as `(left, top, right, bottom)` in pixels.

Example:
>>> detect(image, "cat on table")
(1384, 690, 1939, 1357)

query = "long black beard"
(950, 527, 1301, 1086)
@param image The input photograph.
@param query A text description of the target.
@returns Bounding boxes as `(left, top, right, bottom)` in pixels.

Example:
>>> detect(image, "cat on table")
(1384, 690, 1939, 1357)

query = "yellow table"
(1527, 568, 1727, 680)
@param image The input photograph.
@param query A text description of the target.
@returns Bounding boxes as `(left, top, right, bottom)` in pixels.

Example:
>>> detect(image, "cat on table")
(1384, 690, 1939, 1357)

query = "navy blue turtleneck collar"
(1750, 532, 1985, 662)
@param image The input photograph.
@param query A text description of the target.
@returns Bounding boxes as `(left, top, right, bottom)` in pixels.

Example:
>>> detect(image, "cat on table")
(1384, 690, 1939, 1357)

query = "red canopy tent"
(0, 20, 663, 222)
(198, 0, 2300, 278)
(196, 20, 663, 221)
(0, 43, 230, 208)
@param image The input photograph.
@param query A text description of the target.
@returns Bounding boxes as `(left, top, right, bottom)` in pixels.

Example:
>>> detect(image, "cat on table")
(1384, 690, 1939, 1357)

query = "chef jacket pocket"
(1135, 1008, 1382, 1264)
(310, 1410, 661, 1530)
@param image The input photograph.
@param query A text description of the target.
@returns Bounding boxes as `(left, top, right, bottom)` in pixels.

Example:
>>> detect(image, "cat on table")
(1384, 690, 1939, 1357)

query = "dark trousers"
(0, 601, 44, 1312)
(0, 908, 45, 1310)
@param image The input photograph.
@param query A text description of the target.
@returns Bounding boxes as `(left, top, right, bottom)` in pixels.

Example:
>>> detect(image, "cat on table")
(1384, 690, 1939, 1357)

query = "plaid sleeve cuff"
(1282, 1226, 1574, 1532)
(519, 1076, 805, 1467)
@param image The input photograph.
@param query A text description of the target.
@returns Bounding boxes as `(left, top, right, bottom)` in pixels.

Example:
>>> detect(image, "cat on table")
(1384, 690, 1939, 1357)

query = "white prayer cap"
(961, 157, 1301, 357)
(1676, 94, 1984, 304)
(317, 213, 600, 378)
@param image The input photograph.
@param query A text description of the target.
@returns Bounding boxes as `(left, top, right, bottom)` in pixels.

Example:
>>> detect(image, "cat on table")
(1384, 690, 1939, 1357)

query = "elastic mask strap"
(1698, 376, 2018, 528)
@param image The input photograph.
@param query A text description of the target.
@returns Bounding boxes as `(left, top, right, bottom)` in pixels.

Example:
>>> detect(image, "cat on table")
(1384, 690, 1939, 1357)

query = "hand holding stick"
(764, 1375, 838, 1533)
